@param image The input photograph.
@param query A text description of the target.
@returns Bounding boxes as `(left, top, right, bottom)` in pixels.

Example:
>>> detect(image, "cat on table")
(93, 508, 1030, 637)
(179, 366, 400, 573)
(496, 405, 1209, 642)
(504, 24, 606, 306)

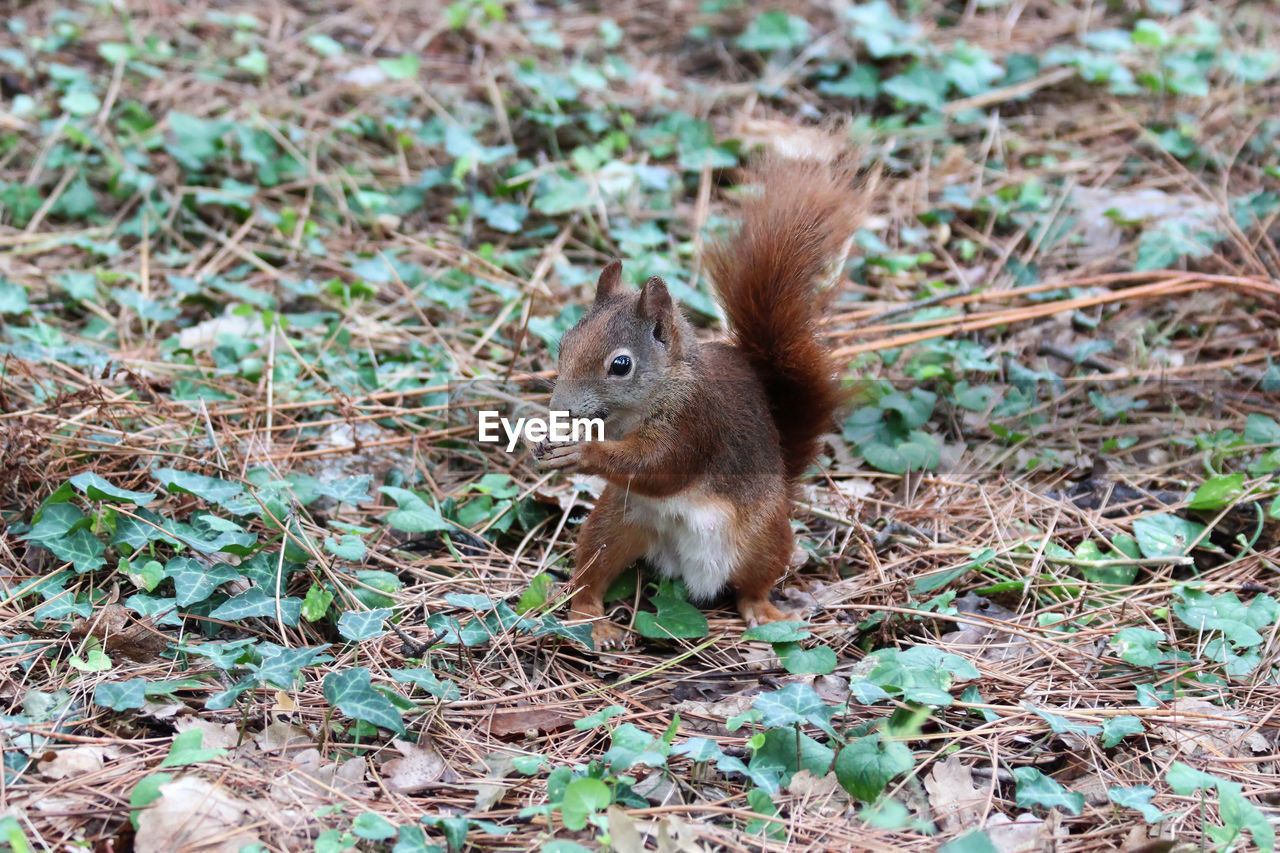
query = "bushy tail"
(705, 154, 868, 481)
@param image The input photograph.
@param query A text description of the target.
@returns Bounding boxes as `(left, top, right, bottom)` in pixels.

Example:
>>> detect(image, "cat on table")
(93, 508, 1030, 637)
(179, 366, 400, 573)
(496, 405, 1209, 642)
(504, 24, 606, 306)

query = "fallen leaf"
(487, 707, 576, 737)
(270, 748, 369, 805)
(924, 757, 984, 833)
(380, 738, 446, 794)
(176, 718, 240, 751)
(985, 812, 1050, 853)
(68, 604, 169, 661)
(37, 745, 121, 780)
(134, 775, 260, 853)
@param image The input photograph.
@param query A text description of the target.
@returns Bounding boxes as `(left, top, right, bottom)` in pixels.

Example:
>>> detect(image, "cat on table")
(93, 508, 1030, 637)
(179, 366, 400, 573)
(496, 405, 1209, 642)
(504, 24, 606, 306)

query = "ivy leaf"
(152, 467, 243, 507)
(209, 587, 302, 625)
(165, 112, 229, 172)
(69, 473, 156, 506)
(776, 642, 838, 675)
(166, 558, 241, 607)
(337, 608, 391, 642)
(751, 683, 838, 739)
(45, 528, 106, 573)
(1172, 587, 1272, 647)
(1013, 767, 1084, 815)
(324, 534, 366, 561)
(1108, 785, 1163, 823)
(352, 813, 396, 841)
(377, 53, 419, 80)
(1244, 413, 1280, 445)
(834, 732, 915, 802)
(633, 582, 709, 640)
(94, 679, 148, 711)
(1132, 513, 1204, 558)
(391, 668, 461, 701)
(1189, 473, 1246, 511)
(317, 475, 373, 506)
(1100, 715, 1145, 748)
(254, 645, 329, 689)
(378, 487, 452, 533)
(865, 646, 979, 706)
(160, 729, 227, 767)
(1109, 627, 1166, 666)
(741, 621, 811, 643)
(738, 11, 811, 53)
(23, 503, 87, 544)
(559, 777, 611, 831)
(322, 667, 405, 734)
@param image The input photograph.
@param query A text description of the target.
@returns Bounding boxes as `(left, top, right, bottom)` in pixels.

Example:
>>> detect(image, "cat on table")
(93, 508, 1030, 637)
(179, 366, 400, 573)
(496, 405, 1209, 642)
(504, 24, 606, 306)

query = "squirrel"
(536, 153, 867, 650)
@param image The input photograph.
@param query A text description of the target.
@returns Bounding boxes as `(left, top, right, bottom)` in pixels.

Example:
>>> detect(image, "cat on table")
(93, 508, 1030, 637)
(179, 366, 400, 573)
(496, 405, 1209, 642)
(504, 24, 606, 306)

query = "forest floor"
(1, 1, 1279, 851)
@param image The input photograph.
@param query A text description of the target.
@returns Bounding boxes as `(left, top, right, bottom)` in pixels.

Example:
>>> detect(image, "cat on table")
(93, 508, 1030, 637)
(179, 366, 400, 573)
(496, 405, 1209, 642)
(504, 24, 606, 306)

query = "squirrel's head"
(550, 259, 696, 439)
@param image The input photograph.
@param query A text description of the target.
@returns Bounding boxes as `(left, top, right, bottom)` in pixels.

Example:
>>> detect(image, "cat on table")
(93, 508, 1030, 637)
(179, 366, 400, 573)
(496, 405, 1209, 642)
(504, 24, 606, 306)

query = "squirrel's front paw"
(591, 621, 634, 651)
(536, 441, 583, 473)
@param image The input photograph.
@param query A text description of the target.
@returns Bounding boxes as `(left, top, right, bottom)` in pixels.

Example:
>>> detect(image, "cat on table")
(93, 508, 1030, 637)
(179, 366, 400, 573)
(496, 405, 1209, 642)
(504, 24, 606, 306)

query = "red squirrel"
(536, 154, 866, 649)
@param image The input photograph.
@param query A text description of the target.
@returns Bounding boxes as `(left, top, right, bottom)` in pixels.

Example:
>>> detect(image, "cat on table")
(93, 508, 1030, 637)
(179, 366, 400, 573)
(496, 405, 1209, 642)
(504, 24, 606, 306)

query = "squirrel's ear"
(638, 276, 675, 345)
(593, 259, 624, 304)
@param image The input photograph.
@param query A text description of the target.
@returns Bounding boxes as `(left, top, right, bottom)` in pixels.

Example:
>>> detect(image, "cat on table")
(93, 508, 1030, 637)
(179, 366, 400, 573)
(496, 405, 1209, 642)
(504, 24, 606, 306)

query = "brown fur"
(704, 155, 867, 481)
(542, 154, 867, 649)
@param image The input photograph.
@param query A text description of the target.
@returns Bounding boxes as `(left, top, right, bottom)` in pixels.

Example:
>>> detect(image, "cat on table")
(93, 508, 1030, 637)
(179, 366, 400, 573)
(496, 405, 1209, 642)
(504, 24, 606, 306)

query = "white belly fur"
(622, 490, 738, 602)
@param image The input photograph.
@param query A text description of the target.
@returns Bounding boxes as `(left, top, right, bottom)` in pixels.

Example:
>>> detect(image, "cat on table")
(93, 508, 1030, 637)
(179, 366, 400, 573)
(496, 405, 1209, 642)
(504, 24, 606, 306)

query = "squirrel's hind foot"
(591, 620, 634, 651)
(738, 597, 785, 628)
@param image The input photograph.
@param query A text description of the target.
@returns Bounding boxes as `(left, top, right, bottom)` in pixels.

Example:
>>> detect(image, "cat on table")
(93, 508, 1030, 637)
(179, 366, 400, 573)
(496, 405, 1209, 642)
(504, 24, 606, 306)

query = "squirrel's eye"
(608, 355, 632, 377)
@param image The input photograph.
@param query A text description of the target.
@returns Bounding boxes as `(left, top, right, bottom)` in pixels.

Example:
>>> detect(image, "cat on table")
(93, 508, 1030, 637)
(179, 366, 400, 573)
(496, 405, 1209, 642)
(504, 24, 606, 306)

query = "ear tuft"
(594, 259, 624, 304)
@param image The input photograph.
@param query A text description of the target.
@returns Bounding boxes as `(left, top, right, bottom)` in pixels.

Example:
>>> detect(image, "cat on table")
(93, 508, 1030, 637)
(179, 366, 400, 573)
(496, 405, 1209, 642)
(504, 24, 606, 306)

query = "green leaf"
(166, 558, 240, 607)
(1245, 413, 1280, 445)
(741, 621, 811, 643)
(777, 642, 838, 675)
(633, 582, 709, 640)
(323, 667, 405, 734)
(23, 502, 86, 544)
(306, 34, 344, 57)
(738, 10, 811, 52)
(153, 467, 243, 506)
(209, 587, 302, 625)
(1172, 586, 1273, 647)
(1100, 715, 1144, 748)
(882, 63, 947, 110)
(1189, 473, 1246, 511)
(575, 705, 626, 730)
(378, 53, 420, 80)
(752, 683, 838, 738)
(160, 728, 228, 767)
(129, 773, 173, 828)
(559, 778, 612, 831)
(1108, 785, 1163, 823)
(939, 831, 1000, 853)
(94, 679, 147, 711)
(1132, 513, 1204, 558)
(1012, 767, 1083, 815)
(835, 732, 914, 802)
(59, 89, 101, 116)
(865, 646, 979, 706)
(337, 608, 391, 641)
(0, 279, 30, 315)
(352, 812, 397, 840)
(234, 48, 268, 76)
(1109, 627, 1165, 667)
(254, 645, 328, 689)
(165, 111, 230, 172)
(45, 528, 106, 573)
(324, 534, 366, 561)
(69, 473, 156, 506)
(302, 583, 334, 621)
(68, 647, 112, 672)
(379, 487, 452, 533)
(391, 668, 461, 701)
(317, 475, 373, 505)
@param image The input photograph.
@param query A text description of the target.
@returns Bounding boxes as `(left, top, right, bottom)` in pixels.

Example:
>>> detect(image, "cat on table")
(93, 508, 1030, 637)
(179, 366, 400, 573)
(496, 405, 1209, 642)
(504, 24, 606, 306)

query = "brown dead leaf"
(924, 757, 984, 833)
(607, 805, 645, 853)
(380, 738, 446, 794)
(176, 718, 241, 751)
(1151, 697, 1267, 756)
(68, 603, 169, 661)
(786, 769, 851, 816)
(985, 812, 1050, 853)
(134, 775, 260, 853)
(270, 748, 369, 805)
(487, 706, 577, 737)
(37, 745, 122, 780)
